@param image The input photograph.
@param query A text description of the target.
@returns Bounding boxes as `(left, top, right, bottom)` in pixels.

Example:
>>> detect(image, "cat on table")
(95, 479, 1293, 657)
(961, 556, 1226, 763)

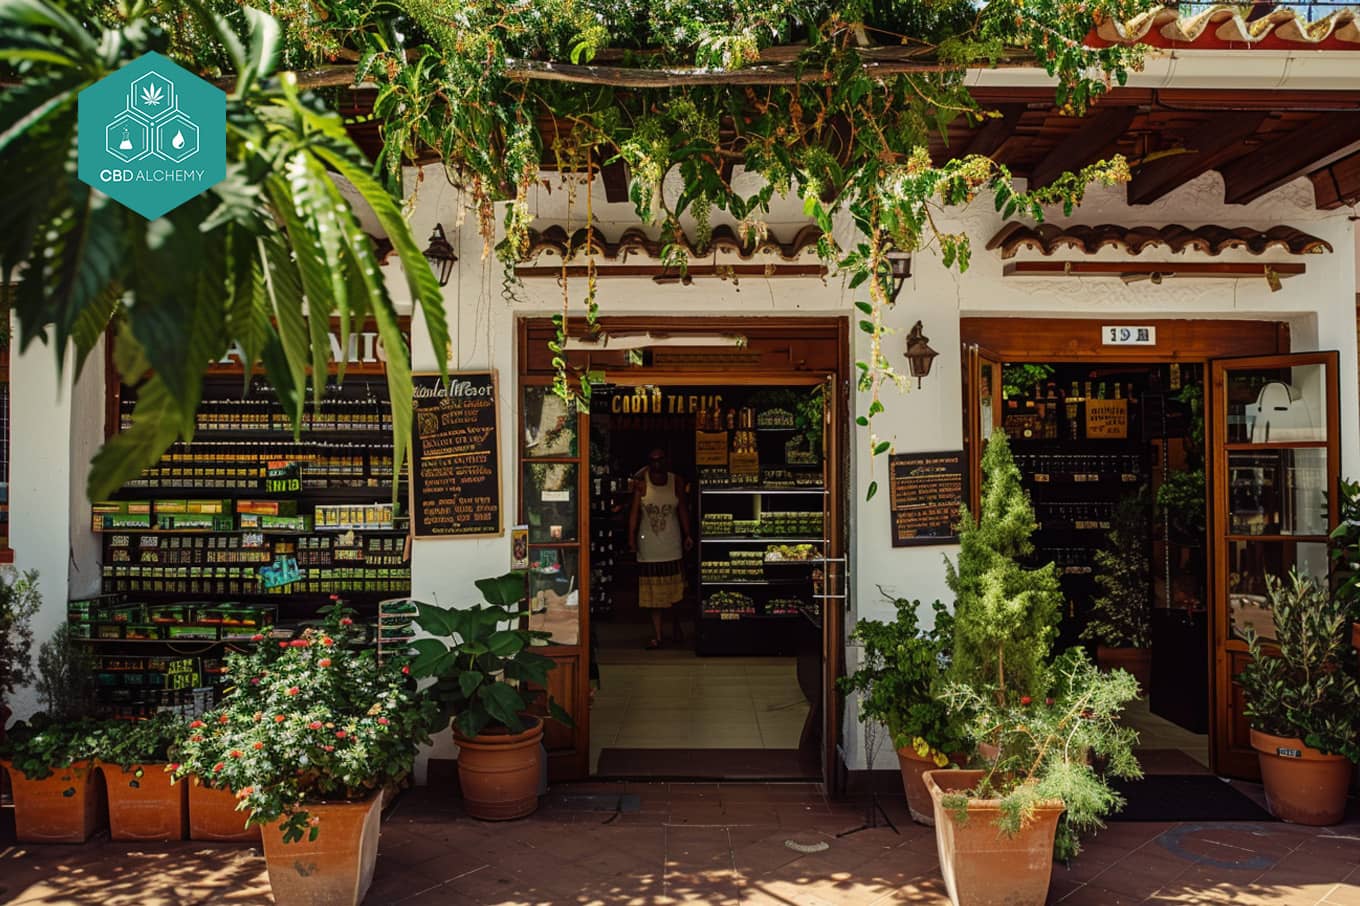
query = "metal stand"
(837, 718, 899, 837)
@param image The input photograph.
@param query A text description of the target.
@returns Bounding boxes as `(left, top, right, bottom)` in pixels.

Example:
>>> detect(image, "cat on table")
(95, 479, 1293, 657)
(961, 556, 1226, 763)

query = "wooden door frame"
(516, 316, 851, 789)
(960, 316, 1289, 777)
(1206, 350, 1341, 778)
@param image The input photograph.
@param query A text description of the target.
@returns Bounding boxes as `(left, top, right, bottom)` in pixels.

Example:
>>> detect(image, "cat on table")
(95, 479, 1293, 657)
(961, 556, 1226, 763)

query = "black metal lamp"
(422, 224, 458, 287)
(886, 250, 912, 304)
(904, 320, 939, 388)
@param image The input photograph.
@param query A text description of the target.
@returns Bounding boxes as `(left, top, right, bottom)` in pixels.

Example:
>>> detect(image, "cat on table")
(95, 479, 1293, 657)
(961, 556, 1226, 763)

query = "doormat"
(596, 748, 818, 780)
(1109, 774, 1272, 822)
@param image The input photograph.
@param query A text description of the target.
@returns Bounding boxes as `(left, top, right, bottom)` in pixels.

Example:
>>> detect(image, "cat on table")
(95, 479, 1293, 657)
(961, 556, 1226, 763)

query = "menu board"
(411, 371, 502, 538)
(889, 451, 964, 547)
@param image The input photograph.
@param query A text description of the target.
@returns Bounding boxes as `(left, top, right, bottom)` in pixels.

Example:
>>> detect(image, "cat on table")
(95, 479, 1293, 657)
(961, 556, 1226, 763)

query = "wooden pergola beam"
(1026, 106, 1137, 190)
(1003, 261, 1306, 278)
(1308, 149, 1360, 210)
(1220, 115, 1360, 204)
(963, 105, 1026, 160)
(1128, 112, 1267, 205)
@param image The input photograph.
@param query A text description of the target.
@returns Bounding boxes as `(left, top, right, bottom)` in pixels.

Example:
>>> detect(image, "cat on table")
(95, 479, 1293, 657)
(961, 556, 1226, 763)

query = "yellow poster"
(1085, 399, 1128, 439)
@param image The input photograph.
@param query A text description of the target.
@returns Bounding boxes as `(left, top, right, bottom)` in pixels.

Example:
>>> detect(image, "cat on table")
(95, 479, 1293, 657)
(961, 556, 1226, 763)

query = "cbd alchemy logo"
(78, 52, 225, 219)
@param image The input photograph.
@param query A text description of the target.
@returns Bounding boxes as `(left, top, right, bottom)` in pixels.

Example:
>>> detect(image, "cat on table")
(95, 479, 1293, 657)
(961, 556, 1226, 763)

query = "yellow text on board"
(1085, 398, 1128, 439)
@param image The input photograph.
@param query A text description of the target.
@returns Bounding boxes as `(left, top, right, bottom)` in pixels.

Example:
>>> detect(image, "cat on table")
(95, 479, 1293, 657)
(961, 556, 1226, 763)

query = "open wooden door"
(962, 343, 1003, 514)
(1207, 351, 1340, 778)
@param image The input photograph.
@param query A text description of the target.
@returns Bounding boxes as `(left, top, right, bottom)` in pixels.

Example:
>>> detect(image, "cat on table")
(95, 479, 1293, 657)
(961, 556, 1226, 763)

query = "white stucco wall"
(388, 164, 1358, 774)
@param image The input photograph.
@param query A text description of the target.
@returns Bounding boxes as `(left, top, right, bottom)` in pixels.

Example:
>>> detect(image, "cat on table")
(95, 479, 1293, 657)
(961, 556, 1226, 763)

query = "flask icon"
(118, 127, 133, 151)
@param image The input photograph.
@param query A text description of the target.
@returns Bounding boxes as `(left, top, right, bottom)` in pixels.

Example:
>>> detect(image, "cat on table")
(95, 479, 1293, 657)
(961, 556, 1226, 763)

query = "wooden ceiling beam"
(1026, 106, 1138, 190)
(600, 160, 630, 204)
(962, 105, 1026, 160)
(1309, 150, 1360, 209)
(1220, 115, 1360, 204)
(1128, 112, 1267, 205)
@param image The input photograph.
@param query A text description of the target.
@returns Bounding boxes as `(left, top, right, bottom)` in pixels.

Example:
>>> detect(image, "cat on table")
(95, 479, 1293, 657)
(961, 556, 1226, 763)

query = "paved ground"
(2, 782, 1358, 905)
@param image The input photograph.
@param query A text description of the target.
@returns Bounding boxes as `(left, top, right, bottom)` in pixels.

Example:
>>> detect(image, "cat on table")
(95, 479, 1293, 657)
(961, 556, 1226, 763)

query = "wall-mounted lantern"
(422, 224, 458, 287)
(904, 320, 939, 388)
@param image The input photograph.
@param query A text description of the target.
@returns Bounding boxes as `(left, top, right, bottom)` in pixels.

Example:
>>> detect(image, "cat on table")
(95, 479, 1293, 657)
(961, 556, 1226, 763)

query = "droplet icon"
(171, 130, 185, 150)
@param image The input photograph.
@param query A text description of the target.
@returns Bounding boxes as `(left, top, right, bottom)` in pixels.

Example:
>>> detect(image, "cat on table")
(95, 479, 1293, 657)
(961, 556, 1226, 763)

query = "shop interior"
(988, 360, 1211, 771)
(582, 383, 829, 778)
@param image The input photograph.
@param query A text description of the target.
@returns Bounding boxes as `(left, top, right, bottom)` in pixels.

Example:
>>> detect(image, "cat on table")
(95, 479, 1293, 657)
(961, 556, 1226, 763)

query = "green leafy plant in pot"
(929, 433, 1142, 906)
(172, 602, 435, 906)
(91, 712, 188, 841)
(1238, 571, 1360, 826)
(839, 594, 968, 826)
(410, 572, 574, 821)
(1080, 487, 1153, 691)
(1329, 477, 1360, 654)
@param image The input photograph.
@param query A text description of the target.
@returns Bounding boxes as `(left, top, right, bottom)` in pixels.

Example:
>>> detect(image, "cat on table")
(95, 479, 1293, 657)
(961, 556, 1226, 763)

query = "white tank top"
(637, 472, 683, 563)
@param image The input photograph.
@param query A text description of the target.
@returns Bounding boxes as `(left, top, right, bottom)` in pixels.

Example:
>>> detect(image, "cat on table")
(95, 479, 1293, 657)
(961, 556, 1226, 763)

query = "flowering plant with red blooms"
(172, 603, 436, 842)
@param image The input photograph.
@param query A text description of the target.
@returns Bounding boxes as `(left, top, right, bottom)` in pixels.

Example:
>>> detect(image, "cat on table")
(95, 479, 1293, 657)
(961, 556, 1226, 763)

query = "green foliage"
(946, 433, 1061, 703)
(0, 2, 448, 501)
(36, 622, 93, 722)
(171, 604, 436, 842)
(939, 648, 1142, 861)
(1329, 477, 1360, 622)
(1001, 364, 1054, 399)
(1238, 572, 1360, 762)
(409, 572, 575, 740)
(0, 713, 103, 779)
(839, 595, 967, 764)
(0, 567, 41, 700)
(1081, 488, 1152, 649)
(1155, 467, 1205, 544)
(90, 711, 183, 769)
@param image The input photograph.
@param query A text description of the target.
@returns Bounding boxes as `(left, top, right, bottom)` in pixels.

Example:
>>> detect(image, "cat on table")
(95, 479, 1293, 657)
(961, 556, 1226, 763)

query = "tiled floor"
(590, 659, 810, 774)
(3, 782, 1358, 905)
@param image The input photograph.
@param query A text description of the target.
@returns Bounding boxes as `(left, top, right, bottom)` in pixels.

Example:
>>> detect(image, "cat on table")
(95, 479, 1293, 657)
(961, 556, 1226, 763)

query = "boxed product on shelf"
(93, 500, 153, 516)
(157, 513, 235, 531)
(314, 503, 396, 530)
(68, 593, 123, 623)
(238, 513, 314, 532)
(236, 499, 300, 516)
(154, 499, 233, 515)
(148, 603, 191, 624)
(124, 623, 163, 641)
(93, 511, 154, 531)
(166, 625, 220, 641)
(96, 623, 124, 640)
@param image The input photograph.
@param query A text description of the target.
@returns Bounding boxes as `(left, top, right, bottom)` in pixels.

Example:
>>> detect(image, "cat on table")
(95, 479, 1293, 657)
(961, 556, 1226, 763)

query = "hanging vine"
(129, 0, 1150, 460)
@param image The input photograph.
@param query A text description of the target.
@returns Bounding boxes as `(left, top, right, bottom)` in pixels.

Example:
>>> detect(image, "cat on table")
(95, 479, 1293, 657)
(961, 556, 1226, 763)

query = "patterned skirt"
(637, 559, 684, 609)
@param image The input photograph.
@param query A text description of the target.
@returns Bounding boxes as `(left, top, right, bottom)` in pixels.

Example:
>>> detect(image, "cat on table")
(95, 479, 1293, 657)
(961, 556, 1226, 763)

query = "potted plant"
(410, 572, 573, 821)
(1238, 571, 1360, 826)
(0, 714, 105, 843)
(1329, 478, 1360, 654)
(92, 712, 187, 841)
(173, 603, 435, 906)
(0, 567, 40, 742)
(1080, 488, 1153, 690)
(931, 434, 1141, 905)
(839, 594, 968, 825)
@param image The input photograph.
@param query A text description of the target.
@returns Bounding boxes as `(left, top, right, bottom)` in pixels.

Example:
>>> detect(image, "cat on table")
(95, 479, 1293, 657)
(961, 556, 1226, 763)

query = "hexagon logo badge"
(78, 52, 225, 220)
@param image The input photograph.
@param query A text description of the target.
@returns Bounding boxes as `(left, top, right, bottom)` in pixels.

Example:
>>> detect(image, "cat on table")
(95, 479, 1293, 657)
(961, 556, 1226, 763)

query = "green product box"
(167, 625, 219, 641)
(96, 513, 154, 530)
(158, 513, 235, 531)
(123, 623, 161, 641)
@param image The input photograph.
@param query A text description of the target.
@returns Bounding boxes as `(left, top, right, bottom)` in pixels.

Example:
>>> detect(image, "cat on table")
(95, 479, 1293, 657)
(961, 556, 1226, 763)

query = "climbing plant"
(2, 0, 1152, 494)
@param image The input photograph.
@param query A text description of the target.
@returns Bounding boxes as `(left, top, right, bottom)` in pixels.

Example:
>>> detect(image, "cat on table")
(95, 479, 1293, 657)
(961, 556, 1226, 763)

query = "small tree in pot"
(410, 572, 574, 821)
(1239, 571, 1360, 826)
(1080, 488, 1153, 690)
(839, 594, 968, 825)
(1329, 478, 1360, 654)
(928, 434, 1141, 906)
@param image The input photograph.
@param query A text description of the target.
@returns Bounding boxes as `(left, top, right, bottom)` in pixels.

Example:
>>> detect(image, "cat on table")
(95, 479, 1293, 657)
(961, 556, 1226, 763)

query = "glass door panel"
(1209, 352, 1339, 779)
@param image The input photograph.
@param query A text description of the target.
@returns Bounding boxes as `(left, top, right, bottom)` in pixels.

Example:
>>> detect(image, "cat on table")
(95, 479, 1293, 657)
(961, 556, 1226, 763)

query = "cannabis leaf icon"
(140, 83, 164, 106)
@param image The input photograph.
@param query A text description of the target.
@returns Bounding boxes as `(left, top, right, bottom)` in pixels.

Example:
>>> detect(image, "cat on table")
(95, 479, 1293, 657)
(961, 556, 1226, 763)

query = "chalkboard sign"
(410, 371, 502, 538)
(889, 451, 965, 547)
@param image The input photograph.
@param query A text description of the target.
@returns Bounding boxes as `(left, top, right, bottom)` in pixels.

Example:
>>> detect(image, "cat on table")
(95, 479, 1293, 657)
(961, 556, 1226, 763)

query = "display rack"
(77, 375, 411, 719)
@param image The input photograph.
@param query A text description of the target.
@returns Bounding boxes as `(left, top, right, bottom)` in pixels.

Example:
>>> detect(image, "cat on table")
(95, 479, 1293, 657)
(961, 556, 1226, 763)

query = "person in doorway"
(628, 447, 693, 649)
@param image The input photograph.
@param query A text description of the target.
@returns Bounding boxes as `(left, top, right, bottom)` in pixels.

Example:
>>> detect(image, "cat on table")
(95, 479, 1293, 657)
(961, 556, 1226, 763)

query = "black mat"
(596, 747, 818, 780)
(1109, 774, 1273, 822)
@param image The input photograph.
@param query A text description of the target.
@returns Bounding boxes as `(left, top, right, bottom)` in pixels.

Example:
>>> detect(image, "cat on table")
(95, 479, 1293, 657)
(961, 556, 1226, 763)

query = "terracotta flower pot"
(262, 793, 382, 906)
(1096, 645, 1151, 692)
(99, 762, 187, 841)
(454, 716, 544, 821)
(896, 745, 943, 826)
(924, 769, 1065, 906)
(2, 759, 104, 843)
(1249, 728, 1354, 826)
(1351, 621, 1360, 654)
(188, 775, 262, 842)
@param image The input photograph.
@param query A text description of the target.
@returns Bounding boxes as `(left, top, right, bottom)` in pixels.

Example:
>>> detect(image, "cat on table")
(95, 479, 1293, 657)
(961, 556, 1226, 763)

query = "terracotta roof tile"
(986, 223, 1333, 258)
(1089, 5, 1360, 49)
(522, 224, 824, 262)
